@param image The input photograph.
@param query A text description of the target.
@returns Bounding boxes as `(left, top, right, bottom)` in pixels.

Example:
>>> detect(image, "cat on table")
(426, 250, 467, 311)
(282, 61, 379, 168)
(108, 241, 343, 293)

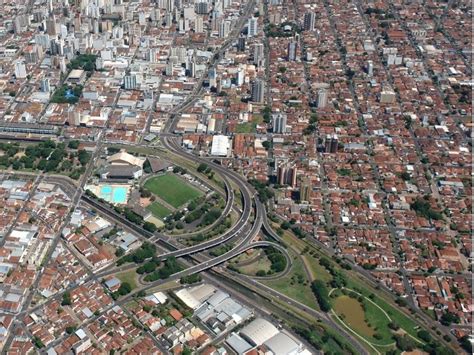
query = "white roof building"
(107, 151, 145, 167)
(174, 288, 201, 310)
(264, 332, 302, 355)
(210, 135, 231, 156)
(240, 318, 279, 346)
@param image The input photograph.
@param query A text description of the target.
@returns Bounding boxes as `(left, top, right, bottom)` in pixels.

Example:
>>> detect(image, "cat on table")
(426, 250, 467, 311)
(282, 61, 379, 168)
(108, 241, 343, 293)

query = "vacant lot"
(117, 270, 138, 289)
(238, 254, 272, 276)
(334, 295, 374, 337)
(144, 173, 202, 208)
(147, 202, 172, 219)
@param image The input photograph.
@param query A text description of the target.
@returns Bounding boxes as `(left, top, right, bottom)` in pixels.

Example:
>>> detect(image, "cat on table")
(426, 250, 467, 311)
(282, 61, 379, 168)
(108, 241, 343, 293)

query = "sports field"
(144, 173, 203, 208)
(147, 202, 172, 219)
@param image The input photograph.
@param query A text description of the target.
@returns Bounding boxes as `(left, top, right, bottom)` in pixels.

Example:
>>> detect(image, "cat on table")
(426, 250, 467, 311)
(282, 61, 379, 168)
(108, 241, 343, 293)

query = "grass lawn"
(363, 297, 396, 344)
(263, 253, 318, 310)
(147, 202, 172, 219)
(345, 277, 423, 342)
(238, 254, 272, 276)
(117, 270, 138, 290)
(334, 295, 373, 335)
(235, 115, 264, 133)
(235, 122, 257, 133)
(305, 254, 333, 283)
(144, 173, 203, 208)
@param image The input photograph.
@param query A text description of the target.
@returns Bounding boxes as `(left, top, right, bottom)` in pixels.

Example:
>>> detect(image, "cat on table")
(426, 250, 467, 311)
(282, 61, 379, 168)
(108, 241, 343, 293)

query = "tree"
(410, 198, 443, 220)
(459, 335, 473, 353)
(180, 273, 202, 284)
(115, 248, 125, 257)
(311, 280, 331, 312)
(61, 292, 72, 306)
(143, 221, 157, 233)
(400, 171, 411, 181)
(32, 336, 45, 349)
(394, 335, 415, 352)
(117, 282, 132, 296)
(262, 141, 271, 150)
(417, 330, 432, 342)
(440, 312, 460, 326)
(395, 297, 407, 307)
(140, 189, 152, 198)
(262, 106, 272, 123)
(66, 325, 77, 334)
(68, 140, 80, 149)
(201, 208, 221, 226)
(388, 321, 400, 330)
(77, 149, 91, 165)
(124, 208, 143, 225)
(197, 163, 209, 173)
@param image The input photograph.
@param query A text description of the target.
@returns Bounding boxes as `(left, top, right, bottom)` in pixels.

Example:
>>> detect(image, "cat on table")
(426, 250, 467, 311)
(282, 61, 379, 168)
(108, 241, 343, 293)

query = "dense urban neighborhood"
(0, 0, 471, 354)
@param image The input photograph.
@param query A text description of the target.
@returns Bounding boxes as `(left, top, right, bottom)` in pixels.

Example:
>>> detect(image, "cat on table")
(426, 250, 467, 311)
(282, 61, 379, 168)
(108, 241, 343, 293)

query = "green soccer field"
(147, 202, 172, 219)
(144, 173, 203, 208)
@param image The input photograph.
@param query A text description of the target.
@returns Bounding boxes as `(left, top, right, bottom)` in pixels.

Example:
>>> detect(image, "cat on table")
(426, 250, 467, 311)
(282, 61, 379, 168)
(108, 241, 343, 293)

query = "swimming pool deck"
(86, 184, 131, 204)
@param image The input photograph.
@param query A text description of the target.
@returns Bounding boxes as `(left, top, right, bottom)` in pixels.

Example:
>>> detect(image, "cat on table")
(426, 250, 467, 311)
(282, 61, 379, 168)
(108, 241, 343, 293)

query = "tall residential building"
(277, 165, 297, 187)
(287, 40, 297, 61)
(189, 61, 196, 78)
(219, 20, 231, 38)
(40, 78, 50, 93)
(317, 89, 328, 108)
(272, 113, 287, 134)
(299, 178, 312, 202)
(58, 56, 67, 73)
(236, 67, 245, 86)
(251, 79, 265, 103)
(166, 62, 173, 76)
(183, 6, 196, 21)
(208, 68, 217, 87)
(237, 36, 246, 52)
(165, 0, 174, 12)
(46, 16, 57, 36)
(247, 17, 258, 37)
(14, 61, 27, 79)
(148, 48, 158, 63)
(303, 12, 316, 31)
(179, 18, 190, 32)
(195, 1, 209, 14)
(171, 46, 187, 63)
(253, 43, 264, 66)
(194, 16, 204, 33)
(35, 34, 51, 49)
(13, 16, 27, 34)
(367, 60, 373, 76)
(324, 134, 338, 153)
(124, 74, 137, 90)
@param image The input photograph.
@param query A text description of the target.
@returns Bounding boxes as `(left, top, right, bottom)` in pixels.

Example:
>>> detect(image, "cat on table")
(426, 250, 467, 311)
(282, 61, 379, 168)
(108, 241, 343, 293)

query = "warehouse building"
(210, 135, 231, 156)
(240, 318, 279, 346)
(226, 318, 312, 355)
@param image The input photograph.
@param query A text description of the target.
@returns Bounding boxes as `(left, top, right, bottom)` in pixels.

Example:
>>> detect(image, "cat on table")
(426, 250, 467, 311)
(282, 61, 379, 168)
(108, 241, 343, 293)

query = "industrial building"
(226, 318, 311, 355)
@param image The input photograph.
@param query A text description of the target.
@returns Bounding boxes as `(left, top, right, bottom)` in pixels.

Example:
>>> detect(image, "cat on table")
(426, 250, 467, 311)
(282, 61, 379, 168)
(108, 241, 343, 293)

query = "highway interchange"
(0, 0, 458, 353)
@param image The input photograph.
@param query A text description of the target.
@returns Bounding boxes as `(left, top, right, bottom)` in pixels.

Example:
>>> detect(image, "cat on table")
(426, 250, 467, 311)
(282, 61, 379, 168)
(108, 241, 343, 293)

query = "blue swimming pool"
(99, 185, 128, 204)
(112, 187, 127, 203)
